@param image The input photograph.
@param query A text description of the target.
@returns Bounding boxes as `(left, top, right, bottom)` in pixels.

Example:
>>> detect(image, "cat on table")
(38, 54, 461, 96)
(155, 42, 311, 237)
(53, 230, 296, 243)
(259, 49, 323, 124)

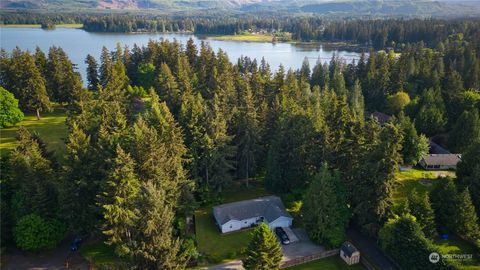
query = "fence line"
(280, 249, 340, 268)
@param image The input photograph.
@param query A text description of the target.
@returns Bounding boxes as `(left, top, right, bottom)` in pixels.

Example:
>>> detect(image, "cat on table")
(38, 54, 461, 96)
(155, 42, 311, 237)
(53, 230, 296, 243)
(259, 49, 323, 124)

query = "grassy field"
(392, 168, 455, 206)
(435, 237, 479, 270)
(80, 240, 118, 267)
(0, 24, 83, 28)
(0, 107, 68, 158)
(208, 33, 274, 42)
(286, 256, 366, 270)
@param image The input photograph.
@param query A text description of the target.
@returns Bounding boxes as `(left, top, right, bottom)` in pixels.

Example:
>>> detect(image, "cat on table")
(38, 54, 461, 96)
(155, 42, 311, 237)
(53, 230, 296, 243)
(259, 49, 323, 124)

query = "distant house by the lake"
(213, 196, 293, 233)
(419, 154, 461, 170)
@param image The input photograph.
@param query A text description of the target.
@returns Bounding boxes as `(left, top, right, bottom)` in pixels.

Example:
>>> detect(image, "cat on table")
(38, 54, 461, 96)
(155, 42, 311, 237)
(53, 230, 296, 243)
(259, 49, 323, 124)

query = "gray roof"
(421, 154, 461, 166)
(428, 139, 451, 154)
(213, 196, 292, 225)
(341, 242, 359, 257)
(371, 112, 391, 125)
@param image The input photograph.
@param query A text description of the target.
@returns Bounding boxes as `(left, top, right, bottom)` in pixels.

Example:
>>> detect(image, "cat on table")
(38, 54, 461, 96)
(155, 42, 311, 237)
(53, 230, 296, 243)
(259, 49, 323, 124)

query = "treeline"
(3, 12, 480, 50)
(1, 35, 479, 268)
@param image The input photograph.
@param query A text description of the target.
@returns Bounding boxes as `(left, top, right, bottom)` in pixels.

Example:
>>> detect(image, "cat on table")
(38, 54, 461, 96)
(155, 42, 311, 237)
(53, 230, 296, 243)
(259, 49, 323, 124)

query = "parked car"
(70, 236, 83, 251)
(275, 227, 290, 245)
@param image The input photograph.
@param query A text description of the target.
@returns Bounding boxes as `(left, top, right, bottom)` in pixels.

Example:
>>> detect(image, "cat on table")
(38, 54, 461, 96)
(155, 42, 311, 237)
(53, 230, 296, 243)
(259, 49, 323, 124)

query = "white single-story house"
(212, 196, 293, 234)
(340, 241, 360, 265)
(419, 154, 461, 170)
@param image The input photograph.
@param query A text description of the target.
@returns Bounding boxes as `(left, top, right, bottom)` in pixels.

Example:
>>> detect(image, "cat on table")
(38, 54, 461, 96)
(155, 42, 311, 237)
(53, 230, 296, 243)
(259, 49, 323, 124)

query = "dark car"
(70, 236, 83, 251)
(275, 227, 290, 245)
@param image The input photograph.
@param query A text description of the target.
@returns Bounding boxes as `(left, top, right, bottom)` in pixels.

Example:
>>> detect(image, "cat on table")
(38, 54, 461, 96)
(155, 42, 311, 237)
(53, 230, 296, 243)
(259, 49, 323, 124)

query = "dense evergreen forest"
(2, 12, 480, 49)
(1, 18, 480, 269)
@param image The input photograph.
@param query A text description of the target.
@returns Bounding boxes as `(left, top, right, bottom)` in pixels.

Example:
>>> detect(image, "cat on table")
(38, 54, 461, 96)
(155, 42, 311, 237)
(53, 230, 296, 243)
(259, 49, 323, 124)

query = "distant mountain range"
(1, 0, 480, 16)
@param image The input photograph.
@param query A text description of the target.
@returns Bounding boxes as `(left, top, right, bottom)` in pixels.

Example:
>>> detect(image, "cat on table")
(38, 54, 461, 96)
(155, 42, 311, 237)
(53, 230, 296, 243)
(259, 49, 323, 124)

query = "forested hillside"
(1, 0, 479, 16)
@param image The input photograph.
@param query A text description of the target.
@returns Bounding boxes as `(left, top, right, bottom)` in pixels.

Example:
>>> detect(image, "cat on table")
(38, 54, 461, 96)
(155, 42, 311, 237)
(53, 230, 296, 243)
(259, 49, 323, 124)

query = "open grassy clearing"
(434, 237, 480, 270)
(0, 107, 68, 158)
(286, 256, 366, 270)
(208, 33, 275, 42)
(0, 24, 83, 28)
(80, 240, 119, 267)
(393, 168, 455, 206)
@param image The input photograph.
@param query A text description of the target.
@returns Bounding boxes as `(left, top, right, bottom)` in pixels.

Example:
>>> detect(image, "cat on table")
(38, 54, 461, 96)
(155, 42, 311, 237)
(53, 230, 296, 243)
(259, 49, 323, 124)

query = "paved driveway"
(281, 229, 325, 262)
(203, 228, 325, 270)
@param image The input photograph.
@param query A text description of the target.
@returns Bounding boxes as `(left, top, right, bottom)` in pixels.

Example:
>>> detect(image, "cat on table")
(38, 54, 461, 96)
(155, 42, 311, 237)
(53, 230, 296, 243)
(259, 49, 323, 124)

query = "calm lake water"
(1, 27, 362, 83)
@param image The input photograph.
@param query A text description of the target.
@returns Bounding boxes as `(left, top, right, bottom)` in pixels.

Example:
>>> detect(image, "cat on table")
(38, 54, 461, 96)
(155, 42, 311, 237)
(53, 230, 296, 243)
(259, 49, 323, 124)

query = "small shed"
(340, 241, 360, 265)
(419, 154, 461, 170)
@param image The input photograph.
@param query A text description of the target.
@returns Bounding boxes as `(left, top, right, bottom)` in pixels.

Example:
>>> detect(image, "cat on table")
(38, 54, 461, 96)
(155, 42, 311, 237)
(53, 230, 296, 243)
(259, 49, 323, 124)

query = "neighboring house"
(371, 111, 392, 126)
(428, 139, 451, 154)
(340, 241, 360, 265)
(213, 196, 293, 234)
(419, 154, 461, 170)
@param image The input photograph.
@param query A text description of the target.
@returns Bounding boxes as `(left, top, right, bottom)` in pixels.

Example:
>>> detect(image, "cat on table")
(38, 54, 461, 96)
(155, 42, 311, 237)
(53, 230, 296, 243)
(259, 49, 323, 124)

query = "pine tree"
(415, 88, 447, 136)
(101, 145, 140, 256)
(19, 51, 51, 119)
(456, 142, 480, 216)
(379, 215, 451, 270)
(448, 109, 480, 153)
(236, 79, 260, 185)
(130, 182, 188, 270)
(85, 54, 99, 91)
(303, 164, 350, 248)
(61, 122, 97, 232)
(406, 190, 437, 238)
(9, 127, 56, 218)
(34, 47, 47, 77)
(156, 63, 181, 115)
(455, 188, 480, 242)
(204, 94, 236, 192)
(99, 46, 112, 88)
(398, 113, 429, 166)
(430, 178, 458, 234)
(242, 223, 283, 270)
(349, 80, 365, 124)
(355, 122, 403, 236)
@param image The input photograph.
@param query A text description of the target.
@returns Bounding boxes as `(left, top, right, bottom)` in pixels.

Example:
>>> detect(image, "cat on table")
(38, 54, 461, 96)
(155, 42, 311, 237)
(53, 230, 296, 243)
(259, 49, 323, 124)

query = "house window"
(230, 225, 232, 228)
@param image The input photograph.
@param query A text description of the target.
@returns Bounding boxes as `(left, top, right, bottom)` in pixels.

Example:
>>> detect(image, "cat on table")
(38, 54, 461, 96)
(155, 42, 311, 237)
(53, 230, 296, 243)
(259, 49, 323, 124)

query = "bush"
(13, 214, 66, 252)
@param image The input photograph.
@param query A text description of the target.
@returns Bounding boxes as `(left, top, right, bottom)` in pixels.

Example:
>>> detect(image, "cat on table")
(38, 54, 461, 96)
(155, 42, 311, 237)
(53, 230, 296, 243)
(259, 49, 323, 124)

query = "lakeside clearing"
(0, 106, 68, 158)
(0, 24, 83, 29)
(207, 32, 292, 43)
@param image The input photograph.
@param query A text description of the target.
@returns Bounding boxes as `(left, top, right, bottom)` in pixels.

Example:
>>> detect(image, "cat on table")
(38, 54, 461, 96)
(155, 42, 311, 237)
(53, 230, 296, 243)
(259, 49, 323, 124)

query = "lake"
(1, 27, 363, 83)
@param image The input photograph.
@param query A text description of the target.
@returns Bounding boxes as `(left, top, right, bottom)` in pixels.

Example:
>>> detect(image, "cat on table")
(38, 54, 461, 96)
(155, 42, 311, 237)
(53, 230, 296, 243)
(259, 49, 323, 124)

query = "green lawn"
(434, 237, 479, 270)
(286, 256, 366, 270)
(393, 168, 455, 206)
(0, 107, 68, 158)
(209, 33, 276, 42)
(80, 241, 116, 265)
(195, 180, 271, 264)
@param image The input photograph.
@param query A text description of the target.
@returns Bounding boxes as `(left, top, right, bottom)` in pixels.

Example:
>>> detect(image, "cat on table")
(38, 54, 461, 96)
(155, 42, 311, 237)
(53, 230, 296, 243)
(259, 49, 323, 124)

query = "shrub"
(13, 214, 66, 252)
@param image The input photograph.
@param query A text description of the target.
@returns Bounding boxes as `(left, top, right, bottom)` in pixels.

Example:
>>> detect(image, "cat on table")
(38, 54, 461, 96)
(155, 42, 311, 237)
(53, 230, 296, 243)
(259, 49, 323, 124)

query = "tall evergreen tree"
(448, 109, 480, 153)
(242, 223, 283, 270)
(236, 79, 260, 185)
(455, 188, 480, 242)
(398, 113, 429, 165)
(456, 142, 480, 216)
(406, 190, 437, 238)
(303, 164, 350, 248)
(355, 122, 403, 235)
(85, 54, 99, 91)
(100, 145, 140, 256)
